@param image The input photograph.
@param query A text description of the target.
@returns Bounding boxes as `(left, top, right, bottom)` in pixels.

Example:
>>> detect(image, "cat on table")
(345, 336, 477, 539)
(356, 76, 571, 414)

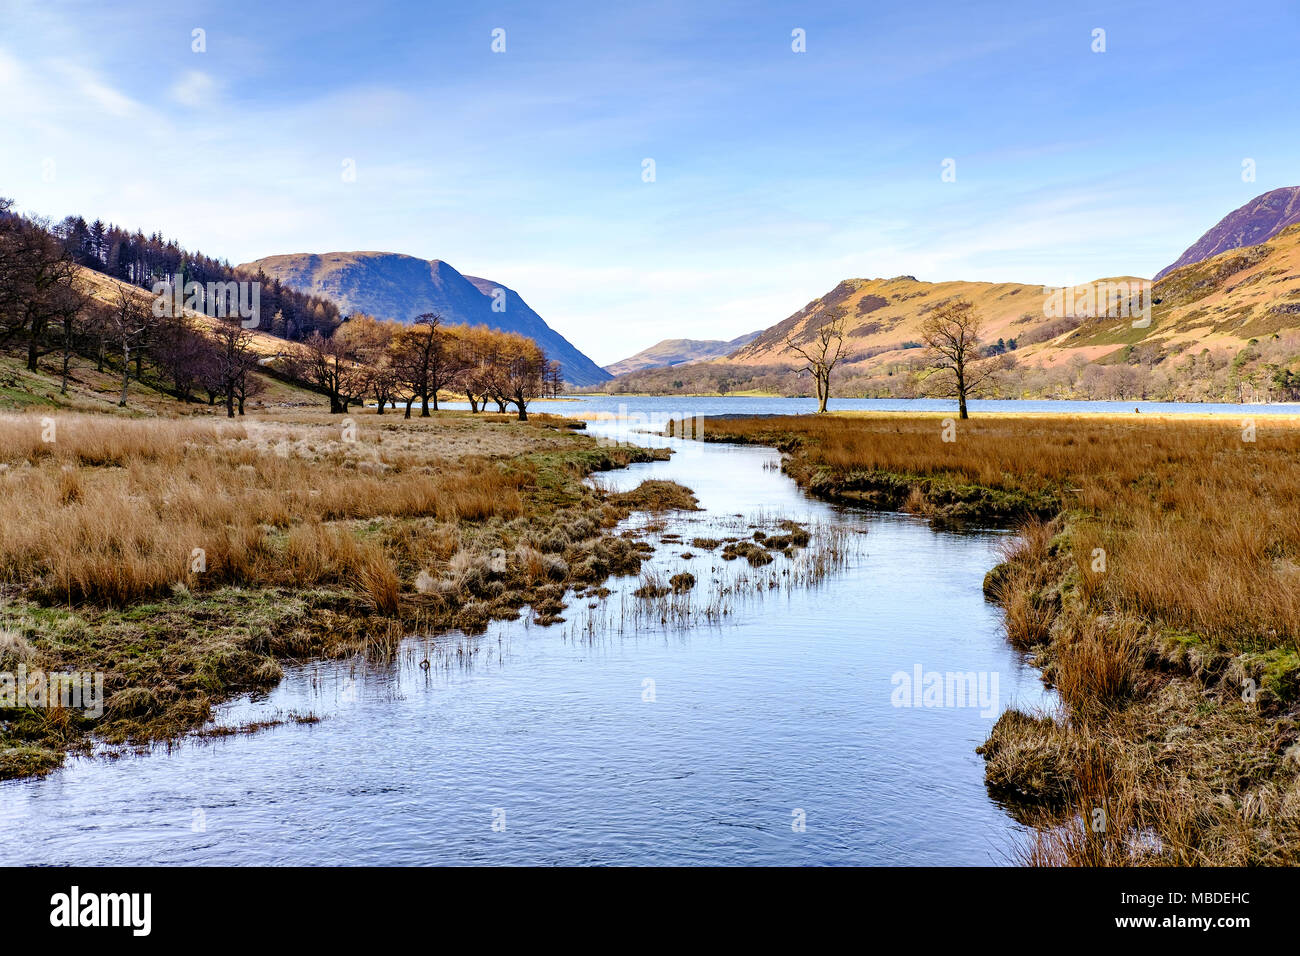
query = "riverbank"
(685, 411, 1300, 864)
(0, 409, 693, 779)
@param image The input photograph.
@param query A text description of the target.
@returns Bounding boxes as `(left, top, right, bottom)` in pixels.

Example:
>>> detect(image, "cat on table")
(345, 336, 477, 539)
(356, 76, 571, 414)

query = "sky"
(1, 0, 1297, 365)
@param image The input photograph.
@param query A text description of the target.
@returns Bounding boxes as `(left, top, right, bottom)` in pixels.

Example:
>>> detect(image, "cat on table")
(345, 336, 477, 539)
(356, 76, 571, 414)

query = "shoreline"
(574, 390, 1300, 408)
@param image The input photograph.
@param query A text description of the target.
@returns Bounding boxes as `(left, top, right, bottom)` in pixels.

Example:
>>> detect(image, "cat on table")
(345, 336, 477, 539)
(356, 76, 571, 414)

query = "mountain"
(710, 191, 1300, 377)
(1129, 222, 1300, 346)
(1155, 186, 1300, 280)
(727, 274, 1093, 367)
(603, 221, 1300, 396)
(237, 252, 611, 386)
(604, 330, 762, 376)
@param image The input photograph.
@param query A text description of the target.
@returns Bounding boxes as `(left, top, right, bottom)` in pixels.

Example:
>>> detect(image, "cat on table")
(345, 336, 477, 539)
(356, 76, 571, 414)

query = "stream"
(0, 402, 1055, 865)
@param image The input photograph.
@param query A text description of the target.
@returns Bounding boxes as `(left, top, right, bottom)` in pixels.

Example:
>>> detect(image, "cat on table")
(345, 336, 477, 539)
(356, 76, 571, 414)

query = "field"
(0, 407, 683, 779)
(690, 411, 1300, 864)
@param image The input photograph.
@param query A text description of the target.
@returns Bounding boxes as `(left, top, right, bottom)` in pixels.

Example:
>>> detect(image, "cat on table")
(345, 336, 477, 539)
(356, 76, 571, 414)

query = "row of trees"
(289, 313, 561, 420)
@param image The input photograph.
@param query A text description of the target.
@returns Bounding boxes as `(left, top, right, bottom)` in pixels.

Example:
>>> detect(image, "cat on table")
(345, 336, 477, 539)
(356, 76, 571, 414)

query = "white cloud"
(48, 59, 140, 118)
(170, 70, 218, 109)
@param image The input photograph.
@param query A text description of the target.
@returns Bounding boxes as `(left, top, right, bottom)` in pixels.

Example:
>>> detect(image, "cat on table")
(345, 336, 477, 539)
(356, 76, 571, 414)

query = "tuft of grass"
(608, 479, 699, 511)
(357, 549, 401, 616)
(1053, 619, 1140, 719)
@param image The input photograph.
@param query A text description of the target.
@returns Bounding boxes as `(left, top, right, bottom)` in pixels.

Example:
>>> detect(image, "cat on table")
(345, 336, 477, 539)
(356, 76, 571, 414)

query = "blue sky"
(1, 0, 1297, 364)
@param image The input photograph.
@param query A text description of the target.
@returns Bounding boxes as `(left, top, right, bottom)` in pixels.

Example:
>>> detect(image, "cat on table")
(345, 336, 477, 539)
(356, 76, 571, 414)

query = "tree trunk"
(119, 348, 130, 407)
(466, 392, 479, 413)
(420, 393, 430, 417)
(404, 396, 414, 419)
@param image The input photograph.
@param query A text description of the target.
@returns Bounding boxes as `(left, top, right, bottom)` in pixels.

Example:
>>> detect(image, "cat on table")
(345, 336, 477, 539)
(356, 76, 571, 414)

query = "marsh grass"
(566, 516, 861, 639)
(0, 412, 537, 605)
(708, 413, 1300, 654)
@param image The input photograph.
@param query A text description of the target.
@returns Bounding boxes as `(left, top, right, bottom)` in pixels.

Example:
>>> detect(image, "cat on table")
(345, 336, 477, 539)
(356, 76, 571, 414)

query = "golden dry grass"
(709, 412, 1300, 654)
(0, 411, 546, 606)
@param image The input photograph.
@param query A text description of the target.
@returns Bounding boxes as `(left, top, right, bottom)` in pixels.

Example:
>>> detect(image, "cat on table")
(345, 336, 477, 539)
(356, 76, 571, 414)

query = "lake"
(537, 394, 1300, 419)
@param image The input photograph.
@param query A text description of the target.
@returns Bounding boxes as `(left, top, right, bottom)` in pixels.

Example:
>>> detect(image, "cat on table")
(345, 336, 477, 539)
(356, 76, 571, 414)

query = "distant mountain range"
(599, 186, 1300, 392)
(1156, 186, 1300, 279)
(604, 331, 762, 375)
(720, 216, 1300, 377)
(237, 252, 611, 386)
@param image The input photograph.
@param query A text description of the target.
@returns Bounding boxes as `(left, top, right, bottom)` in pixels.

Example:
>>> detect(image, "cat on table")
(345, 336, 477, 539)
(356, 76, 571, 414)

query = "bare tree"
(212, 316, 259, 417)
(367, 355, 400, 414)
(289, 332, 368, 413)
(109, 287, 150, 407)
(231, 353, 266, 414)
(391, 314, 465, 417)
(457, 325, 497, 412)
(153, 310, 208, 402)
(545, 361, 564, 399)
(53, 274, 89, 395)
(499, 332, 547, 421)
(920, 298, 1004, 419)
(334, 315, 399, 413)
(784, 306, 849, 413)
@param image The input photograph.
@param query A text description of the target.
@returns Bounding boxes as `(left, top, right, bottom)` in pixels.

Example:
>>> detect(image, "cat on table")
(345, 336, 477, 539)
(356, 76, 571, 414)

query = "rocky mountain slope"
(1155, 186, 1300, 279)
